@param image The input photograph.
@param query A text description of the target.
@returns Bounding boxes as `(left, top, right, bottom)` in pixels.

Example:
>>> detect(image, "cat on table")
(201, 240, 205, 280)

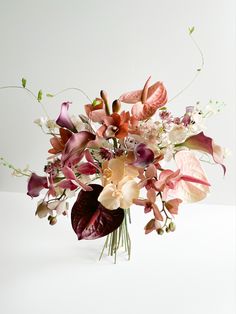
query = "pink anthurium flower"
(61, 131, 95, 166)
(154, 151, 210, 202)
(27, 173, 48, 198)
(56, 102, 77, 132)
(119, 76, 167, 120)
(171, 151, 211, 203)
(180, 132, 226, 174)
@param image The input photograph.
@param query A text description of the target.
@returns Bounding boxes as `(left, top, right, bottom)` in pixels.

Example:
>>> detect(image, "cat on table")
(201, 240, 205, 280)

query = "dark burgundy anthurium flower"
(27, 173, 48, 198)
(56, 102, 77, 132)
(133, 143, 154, 167)
(71, 184, 124, 240)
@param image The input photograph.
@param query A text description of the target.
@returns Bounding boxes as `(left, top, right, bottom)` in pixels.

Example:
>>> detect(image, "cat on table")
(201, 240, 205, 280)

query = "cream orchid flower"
(98, 157, 140, 210)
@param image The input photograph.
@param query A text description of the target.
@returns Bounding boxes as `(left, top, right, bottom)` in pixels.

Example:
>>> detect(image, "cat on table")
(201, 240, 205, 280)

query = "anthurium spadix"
(119, 76, 168, 120)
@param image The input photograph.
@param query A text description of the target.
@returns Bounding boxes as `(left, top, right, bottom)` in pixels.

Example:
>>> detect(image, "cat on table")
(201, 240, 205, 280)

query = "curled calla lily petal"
(27, 173, 48, 198)
(133, 143, 154, 167)
(56, 102, 77, 132)
(71, 184, 124, 240)
(61, 131, 96, 166)
(180, 132, 226, 174)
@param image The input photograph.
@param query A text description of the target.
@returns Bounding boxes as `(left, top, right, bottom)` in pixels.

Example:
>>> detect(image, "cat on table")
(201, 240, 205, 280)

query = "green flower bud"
(165, 227, 170, 233)
(169, 222, 176, 232)
(49, 216, 57, 225)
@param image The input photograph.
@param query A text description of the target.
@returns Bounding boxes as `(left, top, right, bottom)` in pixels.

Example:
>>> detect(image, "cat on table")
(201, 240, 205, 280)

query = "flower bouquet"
(0, 29, 226, 262)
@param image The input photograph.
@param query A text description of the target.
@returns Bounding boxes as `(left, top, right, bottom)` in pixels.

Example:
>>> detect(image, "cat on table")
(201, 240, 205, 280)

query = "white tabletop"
(0, 192, 235, 314)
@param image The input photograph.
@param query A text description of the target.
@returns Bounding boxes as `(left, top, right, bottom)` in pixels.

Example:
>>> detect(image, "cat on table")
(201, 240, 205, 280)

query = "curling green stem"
(168, 31, 205, 104)
(0, 85, 50, 119)
(49, 87, 92, 103)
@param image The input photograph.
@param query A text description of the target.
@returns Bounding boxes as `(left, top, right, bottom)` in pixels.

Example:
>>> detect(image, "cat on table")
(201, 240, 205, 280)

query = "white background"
(0, 0, 235, 205)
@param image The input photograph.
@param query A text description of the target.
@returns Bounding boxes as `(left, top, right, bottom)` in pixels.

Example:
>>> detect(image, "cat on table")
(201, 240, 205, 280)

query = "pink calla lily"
(61, 131, 95, 166)
(180, 132, 226, 174)
(119, 76, 167, 120)
(56, 102, 77, 132)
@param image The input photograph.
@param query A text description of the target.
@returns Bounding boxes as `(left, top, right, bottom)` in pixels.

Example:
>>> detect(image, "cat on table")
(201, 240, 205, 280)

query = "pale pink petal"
(119, 90, 142, 104)
(147, 188, 156, 203)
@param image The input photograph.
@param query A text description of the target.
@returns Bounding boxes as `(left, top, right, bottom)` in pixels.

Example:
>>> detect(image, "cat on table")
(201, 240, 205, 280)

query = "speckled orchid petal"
(56, 102, 76, 132)
(181, 132, 226, 174)
(27, 173, 48, 198)
(61, 131, 95, 166)
(71, 184, 124, 240)
(133, 143, 154, 167)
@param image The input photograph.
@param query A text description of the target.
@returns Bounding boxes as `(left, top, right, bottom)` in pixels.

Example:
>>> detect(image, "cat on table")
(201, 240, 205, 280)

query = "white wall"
(0, 0, 235, 205)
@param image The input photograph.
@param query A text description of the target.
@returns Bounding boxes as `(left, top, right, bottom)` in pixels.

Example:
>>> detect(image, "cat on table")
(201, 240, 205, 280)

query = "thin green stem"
(50, 87, 92, 103)
(167, 32, 205, 104)
(0, 85, 50, 119)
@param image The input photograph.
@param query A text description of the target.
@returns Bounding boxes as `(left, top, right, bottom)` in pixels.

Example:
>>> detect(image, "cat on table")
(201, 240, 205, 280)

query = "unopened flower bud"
(169, 222, 176, 232)
(165, 227, 170, 233)
(157, 228, 164, 235)
(112, 100, 121, 113)
(49, 216, 57, 225)
(100, 90, 110, 115)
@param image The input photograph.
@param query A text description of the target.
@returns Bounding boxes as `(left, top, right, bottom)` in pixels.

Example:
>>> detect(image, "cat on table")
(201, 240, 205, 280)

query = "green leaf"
(46, 93, 54, 97)
(37, 90, 43, 102)
(159, 106, 167, 111)
(188, 26, 195, 35)
(21, 78, 27, 88)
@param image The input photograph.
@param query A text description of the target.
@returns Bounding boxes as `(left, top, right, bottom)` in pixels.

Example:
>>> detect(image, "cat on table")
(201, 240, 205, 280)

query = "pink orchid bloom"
(27, 173, 48, 198)
(144, 218, 162, 235)
(134, 188, 163, 221)
(180, 132, 226, 174)
(56, 102, 77, 132)
(165, 198, 182, 215)
(119, 76, 167, 120)
(61, 166, 93, 191)
(61, 131, 95, 166)
(138, 163, 157, 189)
(97, 111, 130, 139)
